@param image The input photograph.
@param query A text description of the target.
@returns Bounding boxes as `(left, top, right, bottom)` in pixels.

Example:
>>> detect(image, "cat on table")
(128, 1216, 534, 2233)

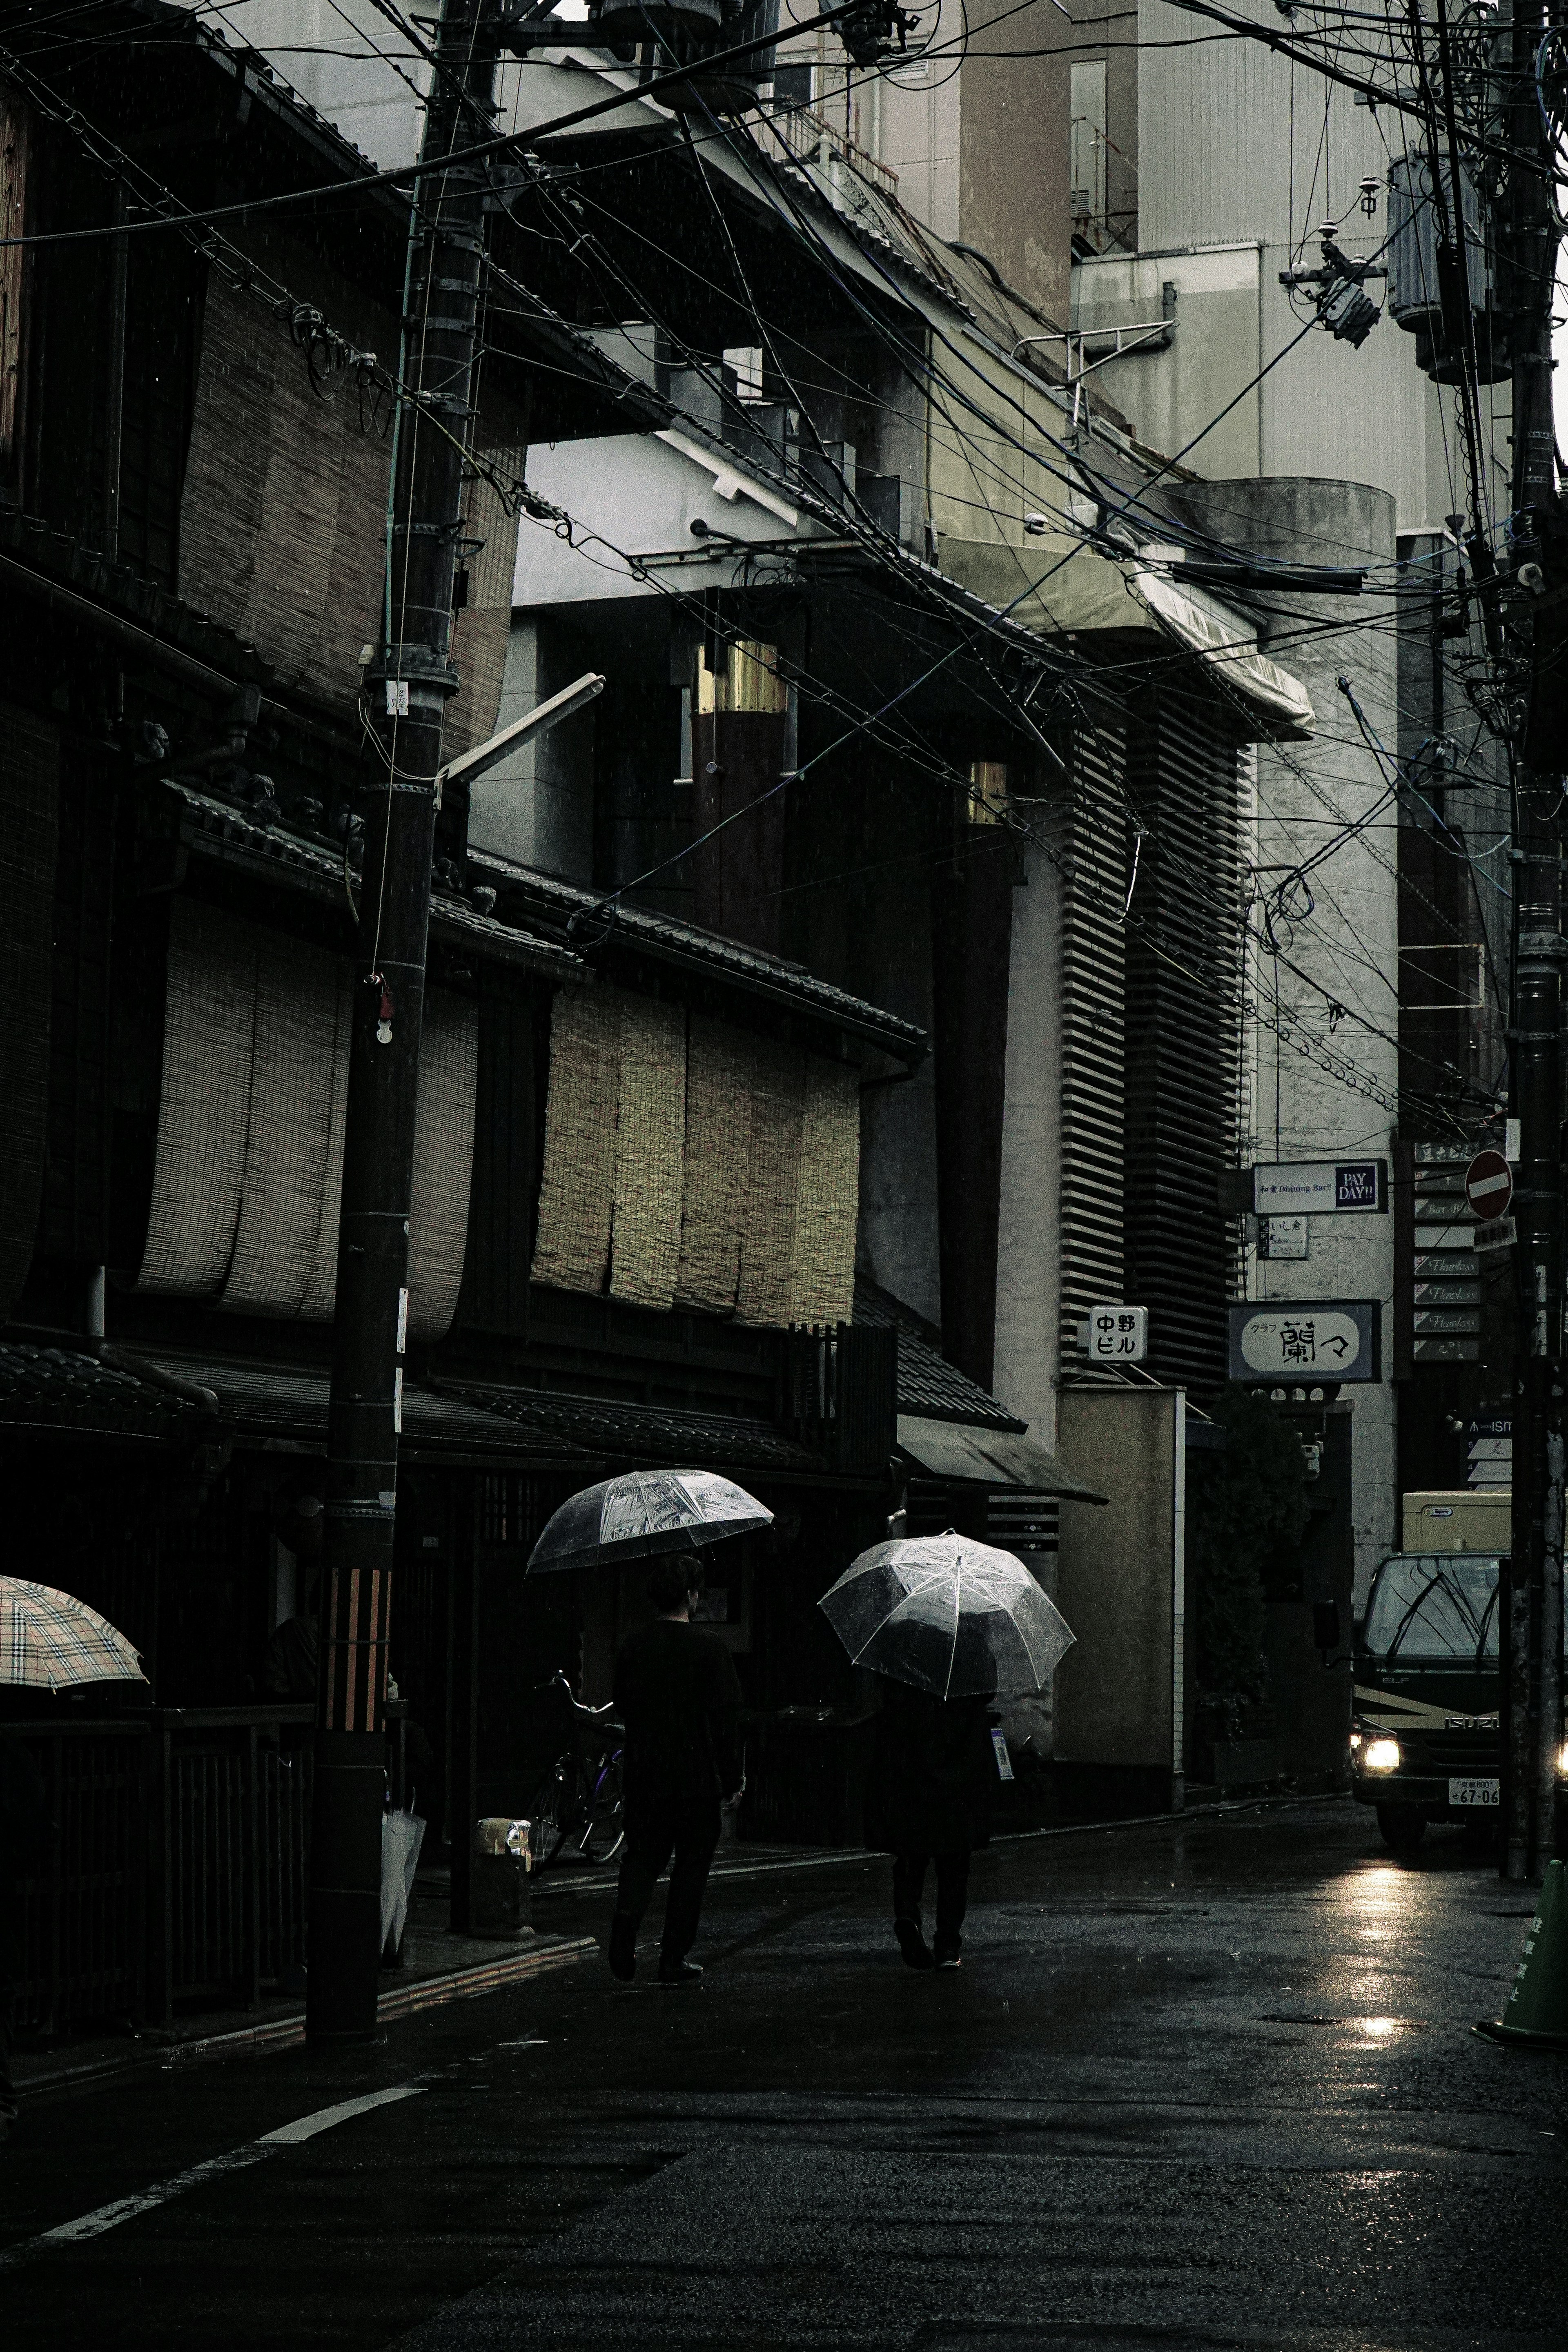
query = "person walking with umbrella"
(0, 1579, 145, 2140)
(820, 1532, 1074, 1974)
(526, 1470, 769, 1989)
(867, 1675, 997, 1970)
(607, 1552, 744, 1986)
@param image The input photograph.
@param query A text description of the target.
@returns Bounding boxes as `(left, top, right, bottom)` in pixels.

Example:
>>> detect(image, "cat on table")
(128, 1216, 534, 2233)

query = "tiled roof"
(853, 1276, 1025, 1432)
(165, 784, 588, 980)
(448, 1383, 827, 1475)
(122, 1355, 828, 1476)
(470, 854, 926, 1062)
(131, 1357, 590, 1463)
(0, 1343, 205, 1443)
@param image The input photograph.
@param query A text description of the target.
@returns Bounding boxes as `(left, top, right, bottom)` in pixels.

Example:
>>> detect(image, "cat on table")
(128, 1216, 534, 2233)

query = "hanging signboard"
(1252, 1160, 1387, 1215)
(1086, 1305, 1149, 1363)
(1227, 1299, 1382, 1384)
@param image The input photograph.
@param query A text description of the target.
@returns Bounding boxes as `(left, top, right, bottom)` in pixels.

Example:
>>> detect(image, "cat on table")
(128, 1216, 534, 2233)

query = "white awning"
(1133, 568, 1316, 737)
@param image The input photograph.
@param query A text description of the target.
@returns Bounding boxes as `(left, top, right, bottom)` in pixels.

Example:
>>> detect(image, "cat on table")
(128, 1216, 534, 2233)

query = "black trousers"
(614, 1790, 721, 1963)
(892, 1851, 970, 1956)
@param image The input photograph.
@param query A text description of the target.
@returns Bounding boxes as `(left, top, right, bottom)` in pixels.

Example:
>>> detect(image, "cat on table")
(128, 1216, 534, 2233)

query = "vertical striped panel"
(137, 899, 258, 1297)
(1123, 688, 1243, 1391)
(1057, 697, 1127, 1370)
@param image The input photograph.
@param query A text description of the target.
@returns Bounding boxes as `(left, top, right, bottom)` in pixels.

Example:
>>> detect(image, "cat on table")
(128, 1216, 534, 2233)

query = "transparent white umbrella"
(818, 1533, 1074, 1698)
(0, 1579, 147, 1693)
(526, 1469, 773, 1575)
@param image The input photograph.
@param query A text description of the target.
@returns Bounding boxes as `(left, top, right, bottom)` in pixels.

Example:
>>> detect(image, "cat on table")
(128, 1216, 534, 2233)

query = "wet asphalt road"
(2, 1800, 1566, 2352)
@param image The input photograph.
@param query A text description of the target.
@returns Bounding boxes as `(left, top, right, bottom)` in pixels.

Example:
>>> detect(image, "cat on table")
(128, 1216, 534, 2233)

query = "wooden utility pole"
(1500, 0, 1565, 1881)
(307, 0, 500, 2040)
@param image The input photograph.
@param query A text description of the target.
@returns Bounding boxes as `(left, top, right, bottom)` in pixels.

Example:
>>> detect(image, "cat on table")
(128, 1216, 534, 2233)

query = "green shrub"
(1188, 1385, 1310, 1704)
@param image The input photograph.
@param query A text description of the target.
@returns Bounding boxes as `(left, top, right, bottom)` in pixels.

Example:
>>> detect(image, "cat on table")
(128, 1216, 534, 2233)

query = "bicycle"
(529, 1670, 626, 1869)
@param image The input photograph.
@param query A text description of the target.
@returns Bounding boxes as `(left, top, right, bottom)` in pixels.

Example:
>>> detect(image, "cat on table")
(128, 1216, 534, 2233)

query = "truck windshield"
(1363, 1555, 1501, 1662)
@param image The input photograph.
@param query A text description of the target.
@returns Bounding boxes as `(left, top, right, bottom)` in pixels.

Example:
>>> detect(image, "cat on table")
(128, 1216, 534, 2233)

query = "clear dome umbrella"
(818, 1532, 1074, 1697)
(526, 1469, 773, 1575)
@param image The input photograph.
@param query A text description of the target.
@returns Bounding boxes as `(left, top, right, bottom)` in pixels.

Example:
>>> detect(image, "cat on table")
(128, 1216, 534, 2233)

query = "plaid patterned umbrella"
(0, 1579, 147, 1692)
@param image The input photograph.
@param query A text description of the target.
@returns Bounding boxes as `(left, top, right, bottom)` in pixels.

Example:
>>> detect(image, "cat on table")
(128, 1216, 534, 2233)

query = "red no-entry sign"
(1465, 1149, 1513, 1221)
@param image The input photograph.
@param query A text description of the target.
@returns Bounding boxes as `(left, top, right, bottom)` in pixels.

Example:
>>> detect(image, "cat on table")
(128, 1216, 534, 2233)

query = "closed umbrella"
(526, 1469, 773, 1575)
(818, 1533, 1074, 1698)
(0, 1579, 147, 1693)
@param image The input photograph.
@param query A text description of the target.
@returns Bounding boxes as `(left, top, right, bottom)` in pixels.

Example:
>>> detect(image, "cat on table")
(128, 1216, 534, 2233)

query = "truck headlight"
(1363, 1737, 1401, 1773)
(1559, 1740, 1568, 1779)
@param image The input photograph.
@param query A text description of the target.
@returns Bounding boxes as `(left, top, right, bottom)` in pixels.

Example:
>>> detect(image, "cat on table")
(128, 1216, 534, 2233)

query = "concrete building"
(850, 0, 1512, 1599)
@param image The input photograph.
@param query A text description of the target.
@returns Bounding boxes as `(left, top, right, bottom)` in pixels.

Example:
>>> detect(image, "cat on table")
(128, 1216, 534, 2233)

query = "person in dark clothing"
(0, 1740, 53, 2144)
(608, 1555, 744, 1988)
(866, 1676, 997, 1970)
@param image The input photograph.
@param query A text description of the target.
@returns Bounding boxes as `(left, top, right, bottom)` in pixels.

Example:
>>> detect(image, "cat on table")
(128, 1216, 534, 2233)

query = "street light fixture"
(435, 672, 606, 808)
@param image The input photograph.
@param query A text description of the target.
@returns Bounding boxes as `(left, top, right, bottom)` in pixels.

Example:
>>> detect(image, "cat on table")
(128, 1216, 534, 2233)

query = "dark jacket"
(613, 1617, 744, 1825)
(866, 1679, 997, 1856)
(0, 1740, 52, 1989)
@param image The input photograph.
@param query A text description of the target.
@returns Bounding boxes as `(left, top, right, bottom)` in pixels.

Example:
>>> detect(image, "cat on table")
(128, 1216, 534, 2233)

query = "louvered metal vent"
(1056, 701, 1127, 1380)
(1123, 687, 1243, 1392)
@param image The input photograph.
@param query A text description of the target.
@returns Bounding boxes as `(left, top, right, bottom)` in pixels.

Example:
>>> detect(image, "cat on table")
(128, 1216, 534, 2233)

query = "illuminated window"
(965, 761, 1009, 826)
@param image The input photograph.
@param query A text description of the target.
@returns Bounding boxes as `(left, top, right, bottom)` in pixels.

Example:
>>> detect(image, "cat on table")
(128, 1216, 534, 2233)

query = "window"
(965, 762, 1009, 826)
(723, 345, 766, 403)
(1363, 1554, 1501, 1660)
(1069, 61, 1108, 226)
(770, 62, 812, 111)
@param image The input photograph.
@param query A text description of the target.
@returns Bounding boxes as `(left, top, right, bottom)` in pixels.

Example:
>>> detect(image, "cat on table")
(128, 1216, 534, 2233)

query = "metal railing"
(755, 101, 898, 198)
(2, 1705, 317, 2033)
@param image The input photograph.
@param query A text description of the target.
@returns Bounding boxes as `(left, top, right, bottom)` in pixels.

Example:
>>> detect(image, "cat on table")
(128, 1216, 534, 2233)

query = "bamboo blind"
(138, 900, 260, 1297)
(220, 935, 339, 1318)
(407, 991, 480, 1341)
(609, 993, 686, 1312)
(734, 1038, 806, 1327)
(532, 987, 860, 1331)
(140, 912, 477, 1334)
(297, 957, 354, 1323)
(673, 1015, 753, 1314)
(788, 1056, 860, 1326)
(530, 985, 620, 1294)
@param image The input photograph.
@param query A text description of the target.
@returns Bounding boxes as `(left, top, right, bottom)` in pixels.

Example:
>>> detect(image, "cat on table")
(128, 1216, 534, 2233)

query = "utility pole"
(307, 0, 501, 2040)
(1500, 0, 1565, 1882)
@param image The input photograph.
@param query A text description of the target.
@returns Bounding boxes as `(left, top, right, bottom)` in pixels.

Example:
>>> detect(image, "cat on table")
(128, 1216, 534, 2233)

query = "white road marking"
(256, 2084, 425, 2145)
(0, 2083, 424, 2267)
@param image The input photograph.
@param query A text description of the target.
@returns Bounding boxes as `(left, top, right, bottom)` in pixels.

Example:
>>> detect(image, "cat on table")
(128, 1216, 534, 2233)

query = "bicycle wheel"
(580, 1750, 625, 1865)
(530, 1759, 577, 1871)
